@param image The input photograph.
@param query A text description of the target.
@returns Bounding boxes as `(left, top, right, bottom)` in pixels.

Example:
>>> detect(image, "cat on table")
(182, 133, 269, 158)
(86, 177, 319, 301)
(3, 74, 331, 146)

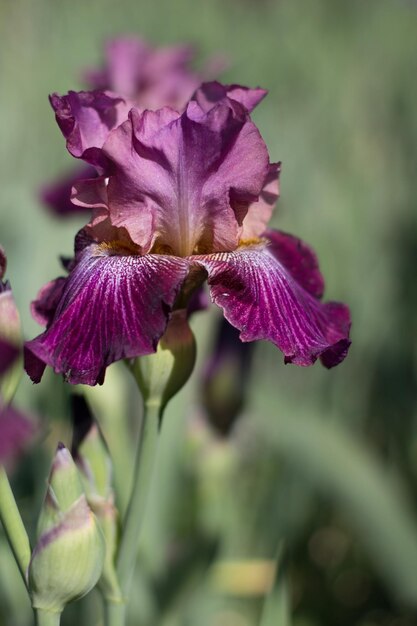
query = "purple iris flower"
(42, 36, 222, 216)
(0, 247, 34, 463)
(83, 37, 219, 111)
(26, 82, 350, 387)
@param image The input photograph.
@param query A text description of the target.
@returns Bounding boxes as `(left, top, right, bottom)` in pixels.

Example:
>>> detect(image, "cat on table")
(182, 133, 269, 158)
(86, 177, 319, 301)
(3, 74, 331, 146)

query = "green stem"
(34, 608, 61, 626)
(116, 401, 160, 597)
(103, 600, 127, 626)
(260, 546, 290, 626)
(0, 465, 31, 588)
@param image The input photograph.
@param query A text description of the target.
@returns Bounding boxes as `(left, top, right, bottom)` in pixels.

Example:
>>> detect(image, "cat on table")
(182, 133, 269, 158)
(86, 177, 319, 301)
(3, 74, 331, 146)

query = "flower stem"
(0, 465, 31, 588)
(103, 599, 127, 626)
(34, 609, 61, 626)
(116, 400, 160, 599)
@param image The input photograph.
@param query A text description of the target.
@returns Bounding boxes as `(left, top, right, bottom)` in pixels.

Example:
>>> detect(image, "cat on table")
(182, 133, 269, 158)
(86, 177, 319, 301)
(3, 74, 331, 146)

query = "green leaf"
(254, 394, 417, 606)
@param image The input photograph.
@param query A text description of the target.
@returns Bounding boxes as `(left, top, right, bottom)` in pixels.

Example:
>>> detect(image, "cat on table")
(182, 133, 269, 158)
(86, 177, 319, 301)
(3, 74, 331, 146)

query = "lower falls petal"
(25, 246, 189, 385)
(194, 232, 351, 368)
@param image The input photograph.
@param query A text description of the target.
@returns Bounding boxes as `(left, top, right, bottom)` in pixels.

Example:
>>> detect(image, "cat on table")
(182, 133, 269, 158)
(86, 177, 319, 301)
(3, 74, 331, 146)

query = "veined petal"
(266, 229, 325, 298)
(25, 247, 189, 385)
(50, 90, 130, 167)
(194, 237, 350, 368)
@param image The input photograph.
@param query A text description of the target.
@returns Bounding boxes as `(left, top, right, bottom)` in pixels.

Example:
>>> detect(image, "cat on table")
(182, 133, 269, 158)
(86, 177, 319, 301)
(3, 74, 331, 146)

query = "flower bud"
(28, 444, 105, 613)
(71, 398, 122, 601)
(0, 247, 22, 347)
(130, 309, 196, 419)
(201, 319, 254, 435)
(0, 246, 23, 401)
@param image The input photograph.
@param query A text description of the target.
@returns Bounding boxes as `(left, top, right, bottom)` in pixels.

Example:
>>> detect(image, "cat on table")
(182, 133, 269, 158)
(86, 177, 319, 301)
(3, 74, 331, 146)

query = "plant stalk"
(103, 599, 127, 626)
(114, 400, 160, 618)
(34, 609, 61, 626)
(0, 465, 31, 588)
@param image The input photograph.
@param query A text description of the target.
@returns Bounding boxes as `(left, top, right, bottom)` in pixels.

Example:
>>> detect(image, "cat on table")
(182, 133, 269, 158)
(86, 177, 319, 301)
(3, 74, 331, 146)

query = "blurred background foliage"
(1, 0, 417, 624)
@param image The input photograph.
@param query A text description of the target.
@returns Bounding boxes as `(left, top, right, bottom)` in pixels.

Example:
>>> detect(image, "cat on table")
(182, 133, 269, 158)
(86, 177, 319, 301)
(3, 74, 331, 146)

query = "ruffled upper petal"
(50, 90, 130, 167)
(25, 245, 189, 385)
(100, 92, 269, 256)
(193, 81, 267, 113)
(194, 234, 350, 368)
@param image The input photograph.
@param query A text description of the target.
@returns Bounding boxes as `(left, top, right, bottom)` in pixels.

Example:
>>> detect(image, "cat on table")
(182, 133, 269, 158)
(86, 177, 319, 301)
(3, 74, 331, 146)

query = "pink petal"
(192, 82, 267, 113)
(241, 162, 281, 241)
(50, 90, 130, 167)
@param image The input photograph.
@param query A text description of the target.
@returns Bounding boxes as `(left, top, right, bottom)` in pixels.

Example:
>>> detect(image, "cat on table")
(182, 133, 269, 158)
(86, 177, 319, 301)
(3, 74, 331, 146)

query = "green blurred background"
(1, 0, 417, 624)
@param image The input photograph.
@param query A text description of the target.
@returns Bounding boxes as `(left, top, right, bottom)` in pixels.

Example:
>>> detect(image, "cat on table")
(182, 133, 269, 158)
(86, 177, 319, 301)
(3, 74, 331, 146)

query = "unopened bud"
(0, 247, 22, 347)
(0, 247, 23, 401)
(130, 310, 196, 419)
(28, 444, 105, 613)
(201, 319, 254, 435)
(37, 443, 83, 535)
(73, 408, 122, 602)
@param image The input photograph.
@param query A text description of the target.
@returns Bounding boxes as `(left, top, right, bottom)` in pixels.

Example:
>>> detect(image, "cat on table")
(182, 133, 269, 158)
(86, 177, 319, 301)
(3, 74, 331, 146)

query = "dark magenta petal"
(186, 285, 210, 317)
(25, 246, 189, 385)
(49, 90, 130, 167)
(0, 246, 6, 279)
(193, 81, 267, 113)
(0, 404, 34, 463)
(40, 165, 97, 216)
(265, 229, 325, 298)
(195, 241, 350, 368)
(31, 277, 67, 327)
(319, 303, 351, 368)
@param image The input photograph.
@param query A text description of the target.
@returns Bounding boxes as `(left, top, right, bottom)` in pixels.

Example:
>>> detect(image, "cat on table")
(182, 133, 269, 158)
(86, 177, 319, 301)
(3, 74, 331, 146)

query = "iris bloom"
(42, 36, 221, 216)
(83, 36, 220, 111)
(26, 82, 350, 387)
